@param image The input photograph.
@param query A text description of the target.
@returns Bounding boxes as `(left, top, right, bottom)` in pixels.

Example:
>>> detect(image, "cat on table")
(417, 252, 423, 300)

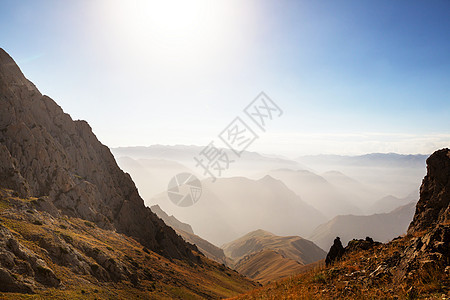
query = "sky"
(1, 0, 449, 157)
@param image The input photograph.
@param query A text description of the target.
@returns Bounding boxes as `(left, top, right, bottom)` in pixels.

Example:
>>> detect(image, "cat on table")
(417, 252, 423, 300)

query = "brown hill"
(222, 229, 326, 268)
(234, 249, 305, 285)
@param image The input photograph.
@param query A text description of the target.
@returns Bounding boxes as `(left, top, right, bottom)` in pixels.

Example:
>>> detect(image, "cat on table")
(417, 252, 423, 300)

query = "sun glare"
(103, 0, 239, 66)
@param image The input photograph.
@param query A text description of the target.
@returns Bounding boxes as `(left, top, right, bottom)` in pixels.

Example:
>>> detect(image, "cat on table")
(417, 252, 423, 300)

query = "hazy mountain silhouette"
(267, 169, 363, 217)
(297, 153, 426, 198)
(309, 201, 417, 250)
(151, 176, 326, 246)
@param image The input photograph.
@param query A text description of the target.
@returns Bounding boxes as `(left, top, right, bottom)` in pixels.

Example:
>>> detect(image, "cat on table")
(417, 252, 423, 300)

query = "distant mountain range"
(296, 153, 428, 168)
(297, 153, 426, 197)
(112, 145, 306, 180)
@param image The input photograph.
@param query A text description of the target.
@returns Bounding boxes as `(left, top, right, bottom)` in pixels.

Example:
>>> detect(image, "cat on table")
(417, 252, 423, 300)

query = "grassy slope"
(223, 230, 326, 267)
(0, 189, 257, 299)
(234, 250, 316, 285)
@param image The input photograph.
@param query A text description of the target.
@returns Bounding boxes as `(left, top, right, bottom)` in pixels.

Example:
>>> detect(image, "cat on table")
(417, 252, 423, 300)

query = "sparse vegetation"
(0, 189, 257, 299)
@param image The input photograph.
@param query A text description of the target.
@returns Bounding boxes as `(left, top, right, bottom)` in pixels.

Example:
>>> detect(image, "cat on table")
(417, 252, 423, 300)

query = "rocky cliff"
(408, 148, 450, 233)
(0, 48, 196, 261)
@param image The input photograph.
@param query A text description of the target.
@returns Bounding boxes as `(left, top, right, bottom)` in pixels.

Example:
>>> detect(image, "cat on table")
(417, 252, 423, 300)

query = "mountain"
(0, 48, 256, 297)
(222, 229, 326, 268)
(267, 169, 363, 217)
(234, 149, 449, 299)
(309, 201, 416, 250)
(151, 176, 326, 246)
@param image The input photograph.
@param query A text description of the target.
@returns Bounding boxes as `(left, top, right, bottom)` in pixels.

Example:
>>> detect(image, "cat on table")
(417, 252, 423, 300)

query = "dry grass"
(0, 189, 257, 299)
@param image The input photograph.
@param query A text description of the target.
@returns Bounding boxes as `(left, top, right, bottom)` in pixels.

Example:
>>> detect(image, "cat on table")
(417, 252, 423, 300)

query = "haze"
(1, 0, 449, 156)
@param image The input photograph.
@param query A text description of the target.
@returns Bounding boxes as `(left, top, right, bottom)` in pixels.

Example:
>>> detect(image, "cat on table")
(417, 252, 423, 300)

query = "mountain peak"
(408, 148, 450, 234)
(0, 48, 37, 92)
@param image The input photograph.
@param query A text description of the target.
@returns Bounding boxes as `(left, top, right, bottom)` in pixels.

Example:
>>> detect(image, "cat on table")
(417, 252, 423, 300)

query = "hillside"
(309, 201, 416, 250)
(233, 149, 450, 299)
(222, 229, 326, 268)
(234, 250, 306, 285)
(0, 189, 256, 298)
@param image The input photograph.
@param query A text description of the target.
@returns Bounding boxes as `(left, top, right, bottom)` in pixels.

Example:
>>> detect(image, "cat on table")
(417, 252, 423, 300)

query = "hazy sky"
(1, 0, 449, 156)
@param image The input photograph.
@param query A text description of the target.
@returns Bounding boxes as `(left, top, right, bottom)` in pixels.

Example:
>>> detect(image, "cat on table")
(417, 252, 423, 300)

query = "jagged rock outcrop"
(408, 148, 450, 233)
(0, 48, 197, 261)
(325, 237, 344, 266)
(326, 236, 380, 266)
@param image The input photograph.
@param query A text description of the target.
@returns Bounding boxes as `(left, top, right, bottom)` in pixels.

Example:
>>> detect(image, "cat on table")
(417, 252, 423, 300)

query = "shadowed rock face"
(408, 148, 450, 234)
(325, 237, 344, 266)
(0, 48, 196, 261)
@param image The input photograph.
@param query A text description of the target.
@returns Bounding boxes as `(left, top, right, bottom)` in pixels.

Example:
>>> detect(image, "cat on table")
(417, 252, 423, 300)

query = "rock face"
(408, 148, 450, 234)
(0, 48, 196, 261)
(325, 237, 344, 266)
